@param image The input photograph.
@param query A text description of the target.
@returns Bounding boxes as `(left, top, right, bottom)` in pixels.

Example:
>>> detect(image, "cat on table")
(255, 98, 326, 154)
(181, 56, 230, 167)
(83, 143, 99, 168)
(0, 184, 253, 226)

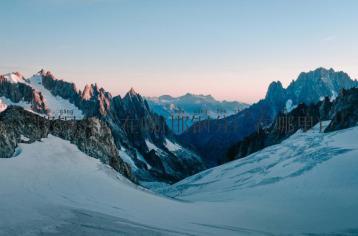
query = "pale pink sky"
(7, 63, 357, 104)
(1, 0, 358, 104)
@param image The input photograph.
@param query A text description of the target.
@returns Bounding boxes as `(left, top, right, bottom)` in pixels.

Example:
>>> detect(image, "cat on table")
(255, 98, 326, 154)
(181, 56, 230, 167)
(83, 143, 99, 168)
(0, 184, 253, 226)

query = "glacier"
(1, 123, 358, 235)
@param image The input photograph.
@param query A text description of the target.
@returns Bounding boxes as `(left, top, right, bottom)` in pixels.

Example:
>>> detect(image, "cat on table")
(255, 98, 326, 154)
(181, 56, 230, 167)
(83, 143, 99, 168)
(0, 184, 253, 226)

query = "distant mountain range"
(1, 67, 357, 185)
(146, 93, 249, 133)
(178, 67, 358, 167)
(2, 68, 358, 235)
(0, 70, 205, 184)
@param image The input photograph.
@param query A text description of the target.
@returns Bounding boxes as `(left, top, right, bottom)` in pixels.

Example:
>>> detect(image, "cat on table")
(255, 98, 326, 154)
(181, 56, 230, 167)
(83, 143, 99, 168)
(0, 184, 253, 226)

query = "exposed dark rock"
(0, 106, 134, 182)
(0, 75, 47, 113)
(225, 87, 358, 163)
(179, 67, 358, 166)
(0, 71, 205, 183)
(225, 100, 332, 163)
(325, 88, 358, 132)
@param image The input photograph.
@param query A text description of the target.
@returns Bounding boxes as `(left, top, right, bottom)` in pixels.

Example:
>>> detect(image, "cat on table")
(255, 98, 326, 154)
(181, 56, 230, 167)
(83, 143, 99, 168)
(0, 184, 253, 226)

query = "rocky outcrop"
(0, 75, 47, 113)
(1, 71, 205, 183)
(286, 68, 358, 105)
(325, 88, 358, 132)
(118, 89, 205, 183)
(41, 71, 111, 117)
(0, 106, 134, 182)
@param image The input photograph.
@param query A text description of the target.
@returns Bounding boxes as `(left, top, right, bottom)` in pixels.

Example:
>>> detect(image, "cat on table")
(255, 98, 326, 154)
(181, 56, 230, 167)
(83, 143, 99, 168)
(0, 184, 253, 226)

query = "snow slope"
(0, 96, 32, 113)
(1, 125, 358, 235)
(0, 72, 84, 118)
(28, 75, 84, 118)
(163, 123, 358, 234)
(0, 136, 266, 236)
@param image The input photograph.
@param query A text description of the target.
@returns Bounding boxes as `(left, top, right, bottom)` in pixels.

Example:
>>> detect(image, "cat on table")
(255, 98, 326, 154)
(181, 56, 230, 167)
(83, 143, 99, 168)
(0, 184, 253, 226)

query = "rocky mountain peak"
(265, 81, 285, 100)
(37, 69, 47, 76)
(129, 87, 136, 94)
(158, 95, 174, 100)
(80, 83, 110, 101)
(82, 84, 95, 100)
(124, 88, 143, 104)
(0, 69, 205, 184)
(123, 87, 149, 113)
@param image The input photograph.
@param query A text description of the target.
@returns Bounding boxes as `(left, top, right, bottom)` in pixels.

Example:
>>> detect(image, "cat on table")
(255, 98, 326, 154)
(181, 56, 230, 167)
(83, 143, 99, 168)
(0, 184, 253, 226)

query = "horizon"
(1, 66, 354, 105)
(1, 0, 358, 103)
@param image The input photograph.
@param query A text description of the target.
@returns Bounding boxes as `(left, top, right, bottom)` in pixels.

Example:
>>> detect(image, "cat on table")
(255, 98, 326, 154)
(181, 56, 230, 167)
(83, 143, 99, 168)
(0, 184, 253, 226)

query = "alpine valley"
(1, 68, 358, 235)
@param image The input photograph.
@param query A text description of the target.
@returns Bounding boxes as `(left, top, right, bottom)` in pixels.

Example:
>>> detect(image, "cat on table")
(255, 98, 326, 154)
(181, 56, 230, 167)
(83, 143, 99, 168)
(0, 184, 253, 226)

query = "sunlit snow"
(27, 75, 84, 119)
(1, 124, 358, 235)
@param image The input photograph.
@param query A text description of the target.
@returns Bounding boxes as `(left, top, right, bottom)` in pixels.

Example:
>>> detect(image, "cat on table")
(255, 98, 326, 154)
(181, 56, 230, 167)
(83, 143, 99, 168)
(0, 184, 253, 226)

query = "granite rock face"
(0, 106, 133, 182)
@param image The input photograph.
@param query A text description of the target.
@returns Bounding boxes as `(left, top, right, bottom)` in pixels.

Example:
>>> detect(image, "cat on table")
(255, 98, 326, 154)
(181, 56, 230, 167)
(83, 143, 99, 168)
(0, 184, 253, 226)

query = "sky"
(1, 0, 358, 104)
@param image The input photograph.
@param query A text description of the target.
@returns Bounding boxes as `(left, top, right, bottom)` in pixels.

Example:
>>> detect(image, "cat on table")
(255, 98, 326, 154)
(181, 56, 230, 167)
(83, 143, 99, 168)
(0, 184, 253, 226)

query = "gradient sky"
(1, 0, 358, 103)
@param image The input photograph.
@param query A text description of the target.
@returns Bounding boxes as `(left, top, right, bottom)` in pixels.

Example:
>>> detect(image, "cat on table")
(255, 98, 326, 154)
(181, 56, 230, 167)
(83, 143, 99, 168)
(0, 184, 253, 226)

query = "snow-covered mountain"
(0, 70, 204, 184)
(146, 93, 248, 133)
(0, 135, 236, 235)
(1, 118, 357, 235)
(1, 68, 358, 235)
(179, 67, 358, 167)
(265, 67, 358, 112)
(226, 86, 358, 163)
(0, 71, 84, 117)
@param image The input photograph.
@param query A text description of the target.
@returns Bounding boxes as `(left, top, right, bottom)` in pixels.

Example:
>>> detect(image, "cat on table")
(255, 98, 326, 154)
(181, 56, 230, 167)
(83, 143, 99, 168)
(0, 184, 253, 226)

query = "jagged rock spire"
(128, 87, 137, 96)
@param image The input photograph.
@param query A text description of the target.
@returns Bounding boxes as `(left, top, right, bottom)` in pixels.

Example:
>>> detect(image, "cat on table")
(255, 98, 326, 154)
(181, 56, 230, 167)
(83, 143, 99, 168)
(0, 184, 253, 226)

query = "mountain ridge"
(0, 70, 205, 184)
(178, 67, 358, 167)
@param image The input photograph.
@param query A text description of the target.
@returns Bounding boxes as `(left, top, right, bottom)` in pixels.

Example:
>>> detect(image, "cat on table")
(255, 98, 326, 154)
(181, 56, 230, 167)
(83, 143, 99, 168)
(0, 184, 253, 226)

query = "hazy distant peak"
(158, 95, 174, 100)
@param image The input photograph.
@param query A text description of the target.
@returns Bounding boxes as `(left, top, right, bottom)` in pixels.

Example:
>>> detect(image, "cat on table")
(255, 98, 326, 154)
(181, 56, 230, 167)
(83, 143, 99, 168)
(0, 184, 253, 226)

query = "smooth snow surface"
(0, 136, 259, 235)
(0, 96, 32, 113)
(1, 124, 358, 235)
